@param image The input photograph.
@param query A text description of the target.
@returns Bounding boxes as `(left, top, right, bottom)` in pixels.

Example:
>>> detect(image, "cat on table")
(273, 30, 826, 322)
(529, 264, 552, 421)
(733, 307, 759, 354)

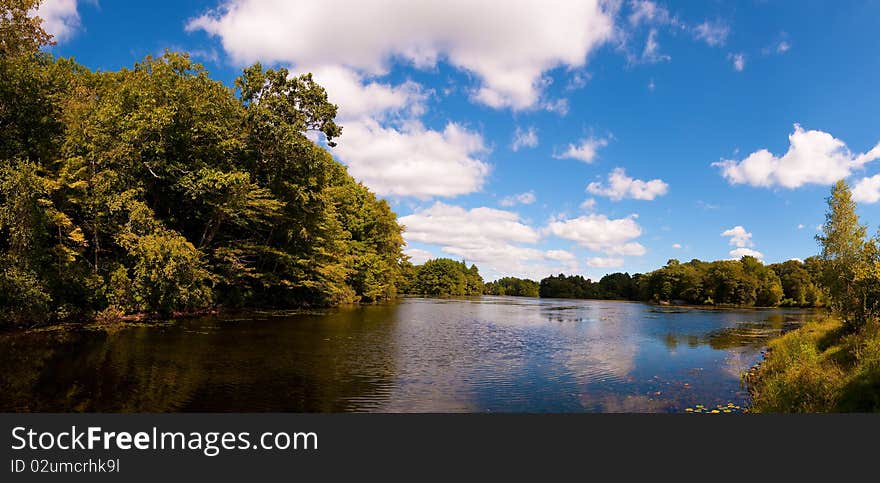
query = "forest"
(537, 256, 825, 307)
(1, 1, 405, 327)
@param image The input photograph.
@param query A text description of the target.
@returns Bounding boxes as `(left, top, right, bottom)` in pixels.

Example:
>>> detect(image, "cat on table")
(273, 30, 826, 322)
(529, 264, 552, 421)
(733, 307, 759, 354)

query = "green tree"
(407, 258, 483, 296)
(817, 180, 878, 331)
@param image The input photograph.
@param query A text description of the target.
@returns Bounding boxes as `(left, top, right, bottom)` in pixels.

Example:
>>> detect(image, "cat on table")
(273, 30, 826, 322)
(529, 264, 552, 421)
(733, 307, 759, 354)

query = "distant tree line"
(401, 255, 828, 309)
(484, 277, 539, 297)
(537, 256, 827, 307)
(399, 258, 483, 296)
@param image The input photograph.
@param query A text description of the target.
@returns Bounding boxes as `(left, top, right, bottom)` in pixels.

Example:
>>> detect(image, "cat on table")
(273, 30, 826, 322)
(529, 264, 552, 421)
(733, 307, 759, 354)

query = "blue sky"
(36, 0, 880, 281)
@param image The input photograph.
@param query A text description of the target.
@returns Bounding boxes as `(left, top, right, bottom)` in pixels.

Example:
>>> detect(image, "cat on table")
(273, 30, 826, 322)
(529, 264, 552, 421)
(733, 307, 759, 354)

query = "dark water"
(0, 297, 820, 412)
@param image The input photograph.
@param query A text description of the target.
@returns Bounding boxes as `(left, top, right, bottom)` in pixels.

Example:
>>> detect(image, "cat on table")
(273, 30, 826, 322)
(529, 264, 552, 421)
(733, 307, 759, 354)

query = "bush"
(125, 230, 215, 317)
(0, 263, 52, 327)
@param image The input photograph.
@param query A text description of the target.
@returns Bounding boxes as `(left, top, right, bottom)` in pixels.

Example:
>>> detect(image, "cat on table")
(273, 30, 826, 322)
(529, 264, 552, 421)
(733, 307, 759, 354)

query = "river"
(0, 296, 820, 412)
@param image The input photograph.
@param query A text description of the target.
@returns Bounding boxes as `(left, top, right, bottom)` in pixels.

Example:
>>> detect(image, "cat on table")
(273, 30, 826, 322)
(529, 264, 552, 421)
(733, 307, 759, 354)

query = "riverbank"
(745, 314, 880, 412)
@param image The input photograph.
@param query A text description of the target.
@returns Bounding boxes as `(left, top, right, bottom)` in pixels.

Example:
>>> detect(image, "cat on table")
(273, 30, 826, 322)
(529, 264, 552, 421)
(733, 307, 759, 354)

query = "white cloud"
(306, 65, 428, 121)
(555, 136, 609, 163)
(776, 41, 791, 53)
(33, 0, 82, 42)
(545, 249, 576, 261)
(586, 167, 669, 201)
(400, 202, 578, 279)
(729, 247, 764, 260)
(721, 225, 754, 248)
(401, 202, 539, 245)
(188, 0, 615, 110)
(499, 191, 537, 207)
(722, 226, 763, 259)
(546, 214, 645, 256)
(853, 174, 880, 204)
(580, 198, 597, 211)
(331, 119, 490, 198)
(404, 248, 434, 265)
(692, 20, 729, 46)
(511, 126, 539, 151)
(672, 243, 682, 249)
(605, 242, 647, 256)
(713, 124, 880, 189)
(730, 52, 746, 71)
(586, 257, 625, 268)
(797, 224, 805, 230)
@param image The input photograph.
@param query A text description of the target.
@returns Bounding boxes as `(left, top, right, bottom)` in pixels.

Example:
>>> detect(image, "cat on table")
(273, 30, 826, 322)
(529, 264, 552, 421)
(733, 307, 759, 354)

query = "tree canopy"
(0, 3, 406, 326)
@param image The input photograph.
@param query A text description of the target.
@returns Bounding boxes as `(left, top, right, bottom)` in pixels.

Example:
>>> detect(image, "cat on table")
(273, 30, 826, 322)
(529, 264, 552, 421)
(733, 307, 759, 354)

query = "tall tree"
(817, 180, 878, 331)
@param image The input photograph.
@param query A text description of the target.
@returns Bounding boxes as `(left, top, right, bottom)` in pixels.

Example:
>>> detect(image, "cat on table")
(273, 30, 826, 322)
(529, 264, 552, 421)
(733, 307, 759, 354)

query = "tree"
(817, 180, 878, 331)
(0, 11, 408, 326)
(484, 277, 539, 297)
(406, 258, 483, 296)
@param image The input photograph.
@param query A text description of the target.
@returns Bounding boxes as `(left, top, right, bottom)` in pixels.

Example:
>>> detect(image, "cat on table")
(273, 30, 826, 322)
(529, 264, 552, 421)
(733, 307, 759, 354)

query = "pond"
(0, 296, 821, 412)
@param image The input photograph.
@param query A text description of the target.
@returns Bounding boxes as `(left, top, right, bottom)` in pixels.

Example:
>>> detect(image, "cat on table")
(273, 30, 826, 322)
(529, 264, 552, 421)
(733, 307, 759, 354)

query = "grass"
(746, 315, 880, 412)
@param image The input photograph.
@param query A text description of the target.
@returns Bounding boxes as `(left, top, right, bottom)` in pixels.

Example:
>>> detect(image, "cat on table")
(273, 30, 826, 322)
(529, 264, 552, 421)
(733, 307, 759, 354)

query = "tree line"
(1, 1, 406, 326)
(537, 257, 826, 307)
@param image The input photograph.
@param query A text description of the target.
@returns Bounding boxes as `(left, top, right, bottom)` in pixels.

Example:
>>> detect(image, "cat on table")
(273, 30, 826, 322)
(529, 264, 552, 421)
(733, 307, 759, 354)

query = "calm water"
(0, 297, 820, 412)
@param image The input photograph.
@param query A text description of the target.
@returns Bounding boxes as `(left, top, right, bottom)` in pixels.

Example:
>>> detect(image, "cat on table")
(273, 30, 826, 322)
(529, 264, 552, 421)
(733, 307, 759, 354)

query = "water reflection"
(0, 297, 821, 412)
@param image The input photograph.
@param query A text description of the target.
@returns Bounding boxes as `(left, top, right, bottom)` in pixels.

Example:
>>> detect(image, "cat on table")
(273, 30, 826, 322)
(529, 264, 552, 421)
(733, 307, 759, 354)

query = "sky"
(34, 0, 880, 281)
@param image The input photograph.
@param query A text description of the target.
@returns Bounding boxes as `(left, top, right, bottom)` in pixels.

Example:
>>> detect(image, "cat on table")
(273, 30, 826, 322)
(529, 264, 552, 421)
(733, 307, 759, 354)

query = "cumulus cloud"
(776, 41, 791, 53)
(729, 247, 764, 259)
(555, 136, 609, 163)
(295, 66, 496, 199)
(672, 243, 682, 249)
(330, 119, 490, 199)
(499, 191, 537, 207)
(853, 174, 880, 204)
(399, 202, 577, 279)
(187, 0, 615, 110)
(545, 249, 576, 261)
(586, 257, 625, 268)
(511, 126, 539, 151)
(587, 168, 669, 201)
(306, 65, 428, 121)
(713, 124, 880, 189)
(545, 214, 646, 256)
(722, 226, 763, 259)
(692, 20, 729, 46)
(722, 225, 754, 248)
(580, 198, 597, 211)
(401, 202, 539, 246)
(33, 0, 82, 42)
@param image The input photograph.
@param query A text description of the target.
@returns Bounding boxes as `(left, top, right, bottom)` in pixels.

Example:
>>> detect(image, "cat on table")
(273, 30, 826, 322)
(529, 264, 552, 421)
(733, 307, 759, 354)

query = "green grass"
(747, 316, 880, 412)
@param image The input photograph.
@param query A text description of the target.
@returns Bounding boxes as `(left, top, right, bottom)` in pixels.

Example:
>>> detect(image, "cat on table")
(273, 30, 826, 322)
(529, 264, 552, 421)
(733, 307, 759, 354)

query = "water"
(0, 296, 820, 412)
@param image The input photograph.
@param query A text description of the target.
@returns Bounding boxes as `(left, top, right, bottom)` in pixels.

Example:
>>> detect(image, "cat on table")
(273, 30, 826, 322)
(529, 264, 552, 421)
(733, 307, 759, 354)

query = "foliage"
(540, 257, 797, 308)
(0, 6, 406, 326)
(539, 274, 600, 299)
(484, 277, 539, 297)
(405, 258, 483, 296)
(817, 180, 880, 331)
(749, 181, 880, 412)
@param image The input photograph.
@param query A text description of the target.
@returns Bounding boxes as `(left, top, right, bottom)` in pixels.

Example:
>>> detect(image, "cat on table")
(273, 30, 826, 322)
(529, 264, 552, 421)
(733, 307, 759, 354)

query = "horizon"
(35, 0, 880, 282)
